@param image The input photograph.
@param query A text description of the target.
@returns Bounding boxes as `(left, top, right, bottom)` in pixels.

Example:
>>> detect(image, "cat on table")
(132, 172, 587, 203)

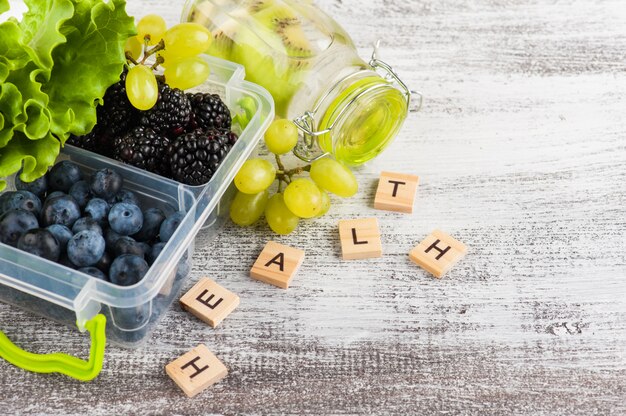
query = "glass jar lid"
(293, 55, 417, 165)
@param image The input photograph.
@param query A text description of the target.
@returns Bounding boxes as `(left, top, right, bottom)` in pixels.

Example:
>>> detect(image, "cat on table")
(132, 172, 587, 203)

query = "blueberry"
(132, 208, 165, 242)
(138, 242, 151, 257)
(46, 191, 65, 200)
(58, 255, 77, 269)
(104, 227, 123, 248)
(108, 203, 143, 236)
(41, 195, 81, 227)
(94, 251, 111, 274)
(109, 303, 151, 334)
(79, 266, 107, 280)
(159, 211, 185, 242)
(90, 168, 122, 199)
(147, 242, 166, 265)
(49, 160, 83, 192)
(17, 228, 61, 262)
(0, 209, 39, 247)
(176, 258, 191, 280)
(109, 189, 140, 206)
(14, 169, 47, 199)
(84, 198, 109, 225)
(109, 254, 149, 286)
(0, 190, 42, 216)
(113, 236, 145, 258)
(72, 217, 103, 235)
(0, 193, 10, 213)
(46, 224, 73, 252)
(68, 180, 92, 209)
(67, 230, 105, 267)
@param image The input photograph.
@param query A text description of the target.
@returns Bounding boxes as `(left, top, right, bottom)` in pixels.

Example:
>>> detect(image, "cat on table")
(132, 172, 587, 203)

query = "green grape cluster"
(230, 119, 358, 234)
(123, 15, 213, 110)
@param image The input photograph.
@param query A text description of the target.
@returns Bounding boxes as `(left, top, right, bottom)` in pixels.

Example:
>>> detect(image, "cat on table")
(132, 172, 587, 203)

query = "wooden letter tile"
(250, 241, 305, 289)
(338, 218, 382, 260)
(409, 230, 467, 278)
(374, 171, 419, 213)
(165, 344, 228, 398)
(180, 278, 240, 328)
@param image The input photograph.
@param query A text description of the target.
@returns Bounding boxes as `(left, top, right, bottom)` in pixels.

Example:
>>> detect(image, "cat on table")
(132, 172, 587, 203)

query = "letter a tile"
(374, 171, 419, 213)
(338, 218, 382, 260)
(409, 230, 467, 278)
(250, 241, 305, 289)
(180, 278, 240, 328)
(165, 344, 228, 398)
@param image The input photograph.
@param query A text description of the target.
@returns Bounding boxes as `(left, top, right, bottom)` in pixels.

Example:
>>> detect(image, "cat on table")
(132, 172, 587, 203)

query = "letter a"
(265, 252, 285, 272)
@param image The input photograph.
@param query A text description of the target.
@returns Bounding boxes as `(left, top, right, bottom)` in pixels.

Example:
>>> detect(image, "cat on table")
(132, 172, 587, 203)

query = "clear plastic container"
(184, 0, 414, 166)
(0, 55, 274, 348)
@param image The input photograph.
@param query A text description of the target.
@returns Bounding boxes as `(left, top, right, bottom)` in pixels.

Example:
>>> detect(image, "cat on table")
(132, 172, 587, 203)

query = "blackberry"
(168, 129, 234, 186)
(113, 127, 171, 177)
(140, 83, 191, 136)
(67, 128, 112, 156)
(188, 93, 232, 131)
(225, 130, 239, 146)
(97, 70, 137, 137)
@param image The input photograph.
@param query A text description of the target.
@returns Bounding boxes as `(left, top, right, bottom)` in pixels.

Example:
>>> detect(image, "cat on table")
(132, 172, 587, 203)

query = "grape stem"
(274, 154, 286, 172)
(273, 154, 311, 191)
(125, 52, 139, 66)
(141, 39, 165, 65)
(150, 56, 165, 70)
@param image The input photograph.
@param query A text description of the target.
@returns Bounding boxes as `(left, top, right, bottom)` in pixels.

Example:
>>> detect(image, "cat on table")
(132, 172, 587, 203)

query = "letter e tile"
(180, 278, 240, 328)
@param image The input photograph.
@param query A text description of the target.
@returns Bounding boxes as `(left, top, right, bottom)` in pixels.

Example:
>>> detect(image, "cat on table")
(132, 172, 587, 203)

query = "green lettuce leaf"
(0, 82, 25, 146)
(44, 0, 136, 142)
(0, 131, 60, 186)
(0, 20, 31, 71)
(20, 0, 74, 71)
(0, 0, 135, 189)
(1, 61, 51, 146)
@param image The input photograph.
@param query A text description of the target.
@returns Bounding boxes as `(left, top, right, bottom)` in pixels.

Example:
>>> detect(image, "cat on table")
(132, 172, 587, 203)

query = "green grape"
(161, 23, 212, 64)
(234, 159, 276, 194)
(137, 14, 167, 45)
(126, 65, 158, 110)
(265, 193, 300, 235)
(316, 190, 331, 217)
(230, 189, 269, 226)
(164, 57, 210, 90)
(125, 36, 143, 61)
(283, 178, 322, 218)
(264, 119, 299, 155)
(310, 158, 358, 197)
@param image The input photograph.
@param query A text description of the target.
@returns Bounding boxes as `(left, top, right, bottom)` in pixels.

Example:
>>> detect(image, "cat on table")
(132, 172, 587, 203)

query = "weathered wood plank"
(1, 0, 625, 414)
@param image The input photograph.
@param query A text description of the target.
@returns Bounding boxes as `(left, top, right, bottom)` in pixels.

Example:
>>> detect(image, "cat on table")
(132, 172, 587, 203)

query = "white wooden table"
(1, 0, 625, 414)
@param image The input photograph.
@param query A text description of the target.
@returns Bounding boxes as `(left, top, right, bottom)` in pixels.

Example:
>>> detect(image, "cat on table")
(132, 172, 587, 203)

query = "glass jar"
(183, 0, 415, 165)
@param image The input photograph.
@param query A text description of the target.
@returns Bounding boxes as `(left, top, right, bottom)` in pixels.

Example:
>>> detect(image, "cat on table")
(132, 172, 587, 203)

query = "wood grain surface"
(1, 0, 625, 414)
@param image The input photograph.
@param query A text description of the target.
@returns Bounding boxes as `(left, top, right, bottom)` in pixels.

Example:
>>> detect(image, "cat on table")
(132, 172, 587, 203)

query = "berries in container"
(0, 56, 274, 347)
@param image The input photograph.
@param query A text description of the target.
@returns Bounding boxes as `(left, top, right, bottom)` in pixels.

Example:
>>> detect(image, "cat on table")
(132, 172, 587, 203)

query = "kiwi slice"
(229, 2, 313, 115)
(208, 17, 240, 61)
(247, 0, 277, 14)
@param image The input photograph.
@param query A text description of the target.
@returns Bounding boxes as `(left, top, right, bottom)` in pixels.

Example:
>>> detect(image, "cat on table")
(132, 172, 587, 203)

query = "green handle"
(0, 314, 106, 381)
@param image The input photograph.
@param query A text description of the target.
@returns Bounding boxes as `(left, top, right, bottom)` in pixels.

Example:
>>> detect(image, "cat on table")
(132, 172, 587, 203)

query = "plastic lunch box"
(0, 56, 274, 353)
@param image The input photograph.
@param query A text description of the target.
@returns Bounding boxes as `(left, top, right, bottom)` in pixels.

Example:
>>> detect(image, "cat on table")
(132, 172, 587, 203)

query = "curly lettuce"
(0, 0, 135, 188)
